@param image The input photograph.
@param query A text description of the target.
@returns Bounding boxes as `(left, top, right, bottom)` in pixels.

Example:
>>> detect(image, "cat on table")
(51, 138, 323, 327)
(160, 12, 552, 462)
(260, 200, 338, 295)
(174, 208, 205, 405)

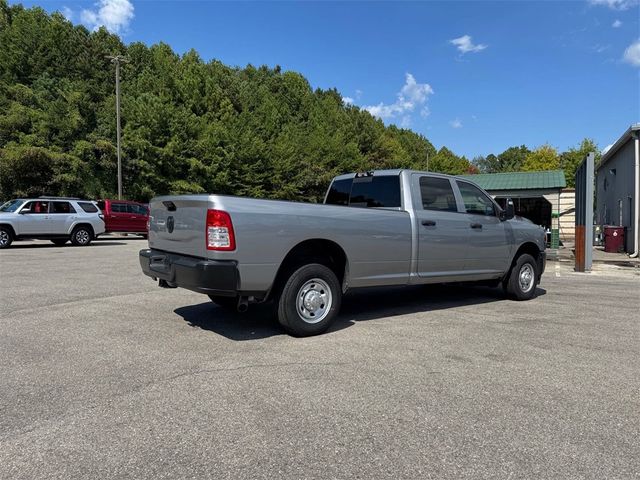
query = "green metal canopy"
(458, 170, 566, 191)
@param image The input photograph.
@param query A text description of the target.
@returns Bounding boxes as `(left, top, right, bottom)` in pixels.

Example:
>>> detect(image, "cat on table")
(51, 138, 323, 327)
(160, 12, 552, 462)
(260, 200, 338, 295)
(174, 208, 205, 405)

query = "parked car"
(97, 199, 149, 237)
(139, 170, 546, 336)
(0, 197, 105, 248)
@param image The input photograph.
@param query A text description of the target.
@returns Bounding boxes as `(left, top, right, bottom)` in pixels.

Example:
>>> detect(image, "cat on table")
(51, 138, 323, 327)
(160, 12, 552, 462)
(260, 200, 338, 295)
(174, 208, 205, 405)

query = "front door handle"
(421, 220, 436, 226)
(470, 223, 482, 229)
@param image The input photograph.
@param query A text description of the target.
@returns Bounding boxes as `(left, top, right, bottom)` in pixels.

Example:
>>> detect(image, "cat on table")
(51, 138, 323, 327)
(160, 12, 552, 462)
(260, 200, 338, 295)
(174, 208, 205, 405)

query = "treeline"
(472, 141, 601, 188)
(0, 2, 597, 202)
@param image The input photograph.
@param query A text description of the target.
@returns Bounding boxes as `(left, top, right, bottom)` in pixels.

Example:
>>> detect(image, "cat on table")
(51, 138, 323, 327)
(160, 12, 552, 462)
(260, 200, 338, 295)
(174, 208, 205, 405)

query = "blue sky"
(14, 0, 640, 159)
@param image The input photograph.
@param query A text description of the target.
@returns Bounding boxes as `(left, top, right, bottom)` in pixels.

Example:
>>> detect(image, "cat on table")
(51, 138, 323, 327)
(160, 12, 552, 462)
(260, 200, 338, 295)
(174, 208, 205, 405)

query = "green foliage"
(0, 2, 600, 202)
(522, 144, 560, 172)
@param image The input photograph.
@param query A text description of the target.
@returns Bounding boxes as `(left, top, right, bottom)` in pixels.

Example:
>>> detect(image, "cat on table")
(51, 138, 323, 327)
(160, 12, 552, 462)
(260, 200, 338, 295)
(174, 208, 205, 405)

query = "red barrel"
(603, 226, 625, 253)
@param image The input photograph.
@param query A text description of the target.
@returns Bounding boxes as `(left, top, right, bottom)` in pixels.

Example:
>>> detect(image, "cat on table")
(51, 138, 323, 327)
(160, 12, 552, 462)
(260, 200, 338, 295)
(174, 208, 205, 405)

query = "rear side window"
(420, 177, 457, 212)
(349, 176, 401, 208)
(325, 179, 353, 206)
(111, 203, 128, 213)
(78, 202, 99, 213)
(51, 202, 76, 214)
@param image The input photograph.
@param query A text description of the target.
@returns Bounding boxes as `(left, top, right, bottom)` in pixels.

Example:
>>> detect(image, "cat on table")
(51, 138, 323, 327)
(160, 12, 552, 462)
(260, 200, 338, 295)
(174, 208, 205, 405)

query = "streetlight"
(106, 55, 129, 200)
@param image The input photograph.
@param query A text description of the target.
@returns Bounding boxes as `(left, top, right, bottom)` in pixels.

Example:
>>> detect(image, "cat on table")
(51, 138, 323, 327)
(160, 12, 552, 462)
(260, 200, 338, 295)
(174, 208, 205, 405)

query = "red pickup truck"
(97, 199, 149, 237)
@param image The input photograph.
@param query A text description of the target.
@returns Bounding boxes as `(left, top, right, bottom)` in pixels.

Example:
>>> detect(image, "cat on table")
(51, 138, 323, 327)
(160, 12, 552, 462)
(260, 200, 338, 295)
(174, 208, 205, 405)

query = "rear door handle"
(470, 223, 482, 229)
(421, 220, 436, 226)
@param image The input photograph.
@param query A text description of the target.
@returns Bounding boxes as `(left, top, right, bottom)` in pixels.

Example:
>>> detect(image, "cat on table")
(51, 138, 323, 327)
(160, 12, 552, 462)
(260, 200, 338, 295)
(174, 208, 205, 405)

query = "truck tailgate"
(148, 195, 209, 258)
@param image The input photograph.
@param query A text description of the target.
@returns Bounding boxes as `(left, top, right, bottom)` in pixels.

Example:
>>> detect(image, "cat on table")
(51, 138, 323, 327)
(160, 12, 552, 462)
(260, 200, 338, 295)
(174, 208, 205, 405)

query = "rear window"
(325, 175, 401, 208)
(78, 202, 99, 213)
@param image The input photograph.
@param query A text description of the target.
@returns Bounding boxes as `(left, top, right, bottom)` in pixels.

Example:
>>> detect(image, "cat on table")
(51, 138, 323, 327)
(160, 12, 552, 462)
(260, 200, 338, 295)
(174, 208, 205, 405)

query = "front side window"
(419, 177, 457, 212)
(128, 204, 147, 215)
(20, 201, 49, 214)
(456, 181, 496, 216)
(51, 202, 76, 214)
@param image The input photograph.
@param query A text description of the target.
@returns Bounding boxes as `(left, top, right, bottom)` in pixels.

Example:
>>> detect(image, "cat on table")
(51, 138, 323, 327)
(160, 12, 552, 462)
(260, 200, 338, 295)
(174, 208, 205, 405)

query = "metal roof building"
(595, 124, 640, 255)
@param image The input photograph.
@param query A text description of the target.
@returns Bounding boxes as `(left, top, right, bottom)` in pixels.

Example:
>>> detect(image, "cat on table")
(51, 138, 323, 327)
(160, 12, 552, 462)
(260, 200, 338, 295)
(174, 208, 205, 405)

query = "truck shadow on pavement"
(174, 284, 546, 341)
(6, 241, 128, 249)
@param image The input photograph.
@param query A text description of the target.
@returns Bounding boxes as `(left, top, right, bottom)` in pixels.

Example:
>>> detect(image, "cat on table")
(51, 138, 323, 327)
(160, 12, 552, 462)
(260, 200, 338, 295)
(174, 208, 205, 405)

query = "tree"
(522, 144, 560, 171)
(559, 138, 600, 188)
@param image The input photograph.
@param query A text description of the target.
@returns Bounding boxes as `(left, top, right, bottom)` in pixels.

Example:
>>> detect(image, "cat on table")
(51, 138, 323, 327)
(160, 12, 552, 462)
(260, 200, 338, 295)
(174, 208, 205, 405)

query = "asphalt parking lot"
(1, 238, 639, 479)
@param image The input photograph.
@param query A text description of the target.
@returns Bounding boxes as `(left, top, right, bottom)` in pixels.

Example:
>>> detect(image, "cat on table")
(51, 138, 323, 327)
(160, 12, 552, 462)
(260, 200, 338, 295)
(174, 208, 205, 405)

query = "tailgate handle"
(470, 223, 483, 229)
(163, 201, 176, 211)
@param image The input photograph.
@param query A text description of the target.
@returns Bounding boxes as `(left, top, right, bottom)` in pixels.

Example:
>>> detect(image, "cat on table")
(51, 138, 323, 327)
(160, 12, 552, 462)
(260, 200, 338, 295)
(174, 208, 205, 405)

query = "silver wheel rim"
(0, 230, 9, 246)
(296, 278, 332, 324)
(519, 263, 535, 293)
(76, 229, 90, 245)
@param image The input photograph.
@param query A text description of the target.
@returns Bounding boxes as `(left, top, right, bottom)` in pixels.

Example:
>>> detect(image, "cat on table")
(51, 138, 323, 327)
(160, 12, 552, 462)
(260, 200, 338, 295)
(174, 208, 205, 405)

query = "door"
(414, 174, 469, 278)
(49, 201, 77, 235)
(127, 203, 148, 232)
(108, 202, 130, 231)
(16, 201, 51, 235)
(455, 180, 510, 274)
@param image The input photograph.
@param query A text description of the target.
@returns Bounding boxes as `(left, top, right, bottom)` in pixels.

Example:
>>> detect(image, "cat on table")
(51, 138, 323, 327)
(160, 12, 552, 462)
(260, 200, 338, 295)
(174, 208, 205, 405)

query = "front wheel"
(277, 263, 342, 337)
(71, 226, 93, 246)
(504, 253, 539, 300)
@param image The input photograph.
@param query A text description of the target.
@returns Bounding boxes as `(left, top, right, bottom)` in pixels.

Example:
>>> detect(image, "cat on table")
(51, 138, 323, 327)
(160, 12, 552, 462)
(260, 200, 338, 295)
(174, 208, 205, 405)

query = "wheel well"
(507, 242, 542, 277)
(0, 224, 16, 238)
(268, 239, 347, 300)
(73, 223, 94, 236)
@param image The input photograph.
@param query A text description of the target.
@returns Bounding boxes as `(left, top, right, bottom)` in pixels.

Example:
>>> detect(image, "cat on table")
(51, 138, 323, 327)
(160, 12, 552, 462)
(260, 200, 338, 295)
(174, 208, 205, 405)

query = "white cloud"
(364, 73, 434, 121)
(81, 0, 134, 33)
(589, 0, 639, 10)
(612, 19, 623, 27)
(450, 35, 487, 54)
(449, 118, 463, 129)
(623, 40, 640, 66)
(61, 6, 73, 21)
(355, 89, 363, 99)
(342, 97, 354, 105)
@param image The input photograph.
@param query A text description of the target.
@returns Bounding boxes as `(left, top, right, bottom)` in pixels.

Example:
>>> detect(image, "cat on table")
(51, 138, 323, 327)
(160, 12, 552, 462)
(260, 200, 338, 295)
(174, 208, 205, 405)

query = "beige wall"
(557, 189, 575, 243)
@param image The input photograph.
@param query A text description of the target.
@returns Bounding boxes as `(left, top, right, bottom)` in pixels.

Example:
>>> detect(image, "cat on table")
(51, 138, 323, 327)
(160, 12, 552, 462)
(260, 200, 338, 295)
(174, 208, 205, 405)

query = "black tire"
(70, 226, 93, 246)
(276, 263, 342, 337)
(504, 253, 539, 300)
(51, 239, 68, 246)
(0, 226, 13, 249)
(208, 295, 238, 309)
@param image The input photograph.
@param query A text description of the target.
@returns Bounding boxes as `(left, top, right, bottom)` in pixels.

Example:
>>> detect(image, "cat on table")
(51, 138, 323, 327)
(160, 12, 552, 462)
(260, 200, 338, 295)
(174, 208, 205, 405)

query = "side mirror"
(500, 198, 515, 221)
(19, 209, 29, 214)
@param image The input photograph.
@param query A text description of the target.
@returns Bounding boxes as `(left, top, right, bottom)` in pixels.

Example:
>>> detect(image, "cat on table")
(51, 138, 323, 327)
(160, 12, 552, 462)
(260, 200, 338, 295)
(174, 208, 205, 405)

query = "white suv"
(0, 197, 106, 249)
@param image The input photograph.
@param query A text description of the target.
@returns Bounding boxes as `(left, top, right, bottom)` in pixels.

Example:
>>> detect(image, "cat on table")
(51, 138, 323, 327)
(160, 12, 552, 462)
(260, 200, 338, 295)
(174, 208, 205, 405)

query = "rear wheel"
(504, 253, 539, 300)
(71, 226, 93, 246)
(277, 263, 342, 337)
(208, 295, 238, 310)
(51, 239, 68, 246)
(0, 227, 13, 249)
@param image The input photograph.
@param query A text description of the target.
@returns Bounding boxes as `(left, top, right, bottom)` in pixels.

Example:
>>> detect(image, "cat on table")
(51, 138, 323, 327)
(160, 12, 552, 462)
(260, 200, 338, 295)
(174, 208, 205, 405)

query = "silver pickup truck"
(140, 170, 546, 336)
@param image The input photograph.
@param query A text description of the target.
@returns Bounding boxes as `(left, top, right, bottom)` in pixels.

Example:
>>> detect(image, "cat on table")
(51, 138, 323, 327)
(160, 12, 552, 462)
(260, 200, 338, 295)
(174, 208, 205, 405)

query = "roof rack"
(37, 196, 82, 200)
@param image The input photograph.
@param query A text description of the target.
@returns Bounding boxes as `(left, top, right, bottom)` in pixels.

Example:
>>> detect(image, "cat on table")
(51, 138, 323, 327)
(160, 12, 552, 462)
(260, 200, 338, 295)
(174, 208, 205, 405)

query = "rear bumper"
(139, 249, 239, 296)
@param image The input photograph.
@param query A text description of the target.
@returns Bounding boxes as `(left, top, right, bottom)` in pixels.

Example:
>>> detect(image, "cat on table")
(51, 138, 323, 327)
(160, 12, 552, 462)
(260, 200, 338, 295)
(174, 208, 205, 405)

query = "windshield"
(0, 199, 24, 212)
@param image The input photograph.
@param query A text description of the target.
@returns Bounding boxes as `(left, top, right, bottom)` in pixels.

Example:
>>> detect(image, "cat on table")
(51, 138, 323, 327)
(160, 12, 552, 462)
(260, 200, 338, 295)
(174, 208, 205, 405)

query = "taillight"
(206, 209, 235, 251)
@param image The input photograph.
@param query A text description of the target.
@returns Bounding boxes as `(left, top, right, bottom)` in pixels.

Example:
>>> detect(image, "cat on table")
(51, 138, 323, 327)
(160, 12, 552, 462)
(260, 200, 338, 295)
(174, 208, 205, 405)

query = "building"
(459, 170, 573, 247)
(595, 124, 640, 255)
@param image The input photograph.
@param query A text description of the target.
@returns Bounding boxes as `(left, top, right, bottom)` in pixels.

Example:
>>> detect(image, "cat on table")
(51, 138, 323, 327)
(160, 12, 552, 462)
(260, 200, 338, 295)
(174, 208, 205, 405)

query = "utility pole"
(426, 152, 429, 171)
(106, 55, 129, 200)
